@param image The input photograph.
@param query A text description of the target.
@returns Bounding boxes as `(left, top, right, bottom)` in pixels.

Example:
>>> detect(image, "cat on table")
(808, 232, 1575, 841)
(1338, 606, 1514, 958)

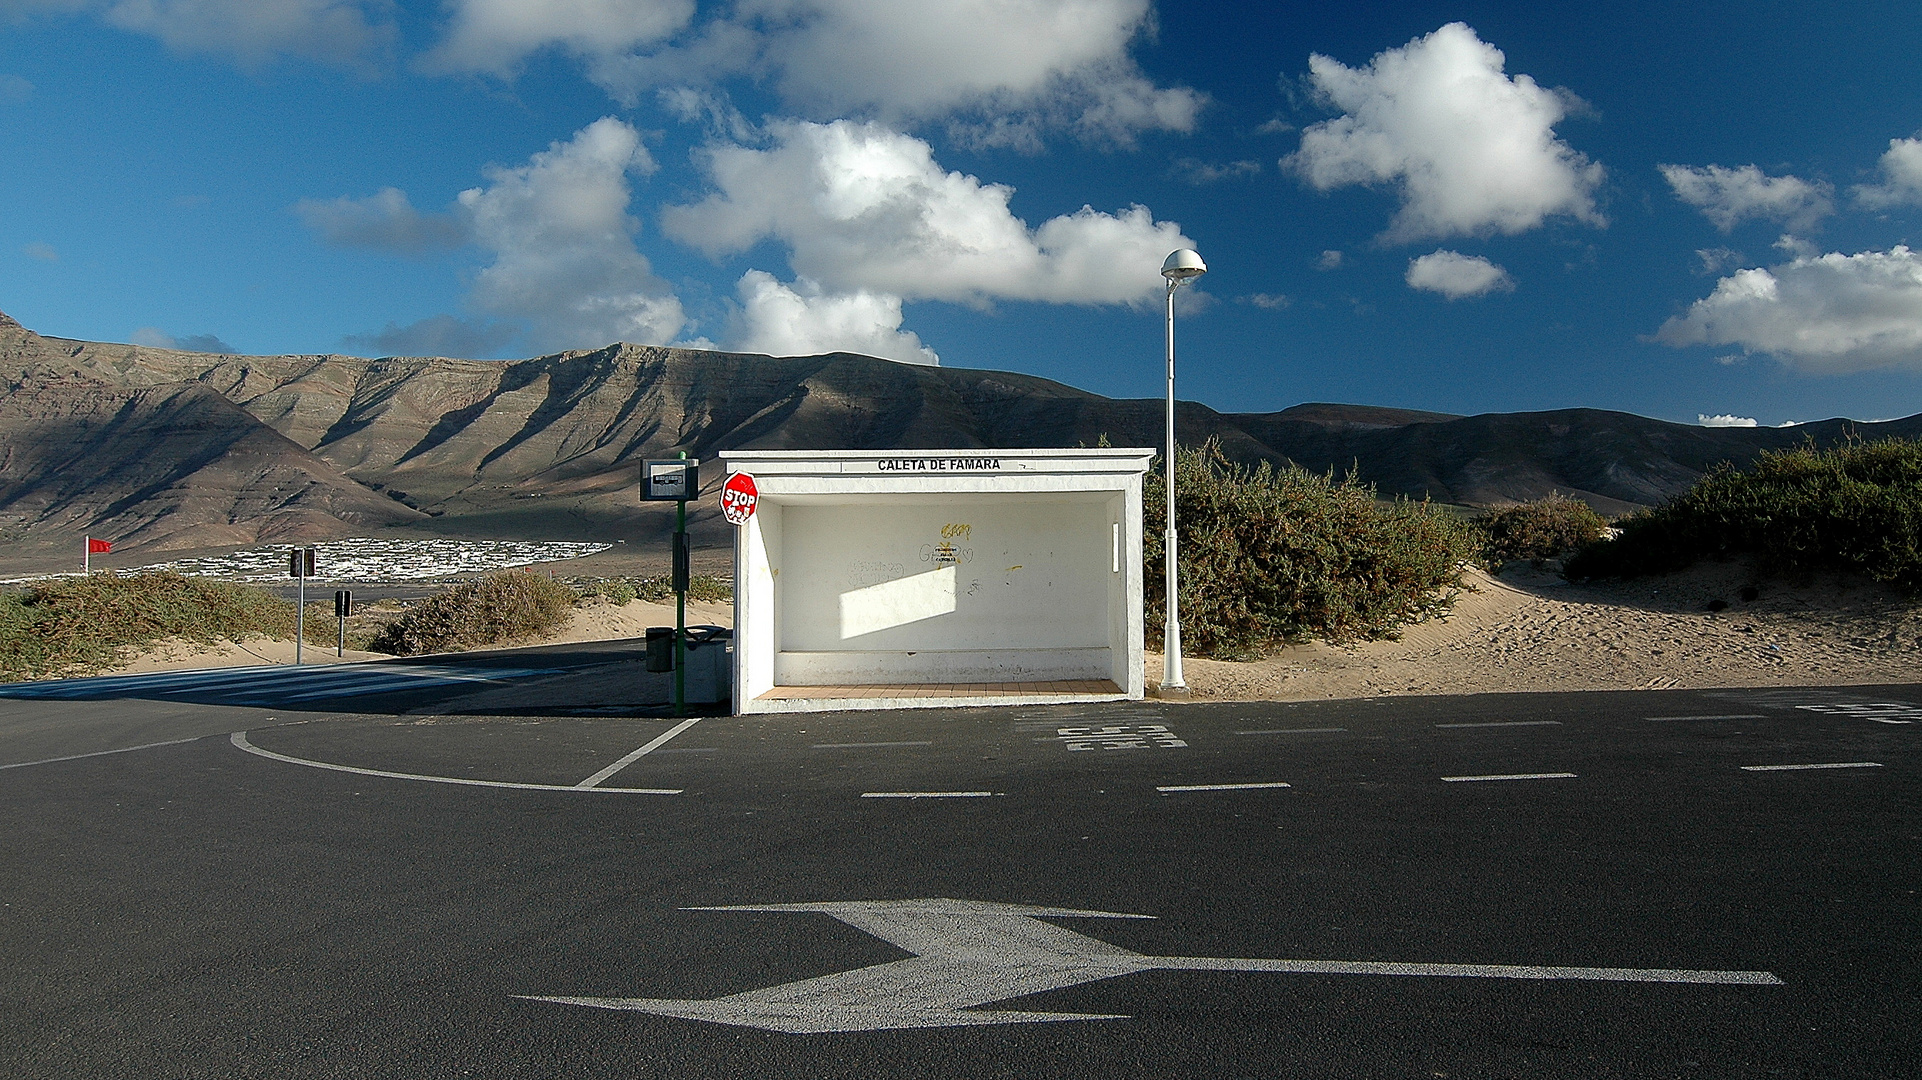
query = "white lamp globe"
(1161, 248, 1207, 282)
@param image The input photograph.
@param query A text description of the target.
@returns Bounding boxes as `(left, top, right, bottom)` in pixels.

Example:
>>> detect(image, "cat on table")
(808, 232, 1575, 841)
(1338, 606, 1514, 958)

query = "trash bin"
(645, 626, 674, 672)
(682, 625, 733, 705)
(645, 625, 733, 704)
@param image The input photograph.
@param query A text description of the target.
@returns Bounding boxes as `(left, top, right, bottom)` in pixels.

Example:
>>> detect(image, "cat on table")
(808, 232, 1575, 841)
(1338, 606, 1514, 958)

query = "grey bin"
(645, 625, 733, 705)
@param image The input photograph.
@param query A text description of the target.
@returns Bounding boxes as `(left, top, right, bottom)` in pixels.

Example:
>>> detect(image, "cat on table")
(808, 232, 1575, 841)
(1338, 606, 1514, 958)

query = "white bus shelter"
(722, 448, 1153, 713)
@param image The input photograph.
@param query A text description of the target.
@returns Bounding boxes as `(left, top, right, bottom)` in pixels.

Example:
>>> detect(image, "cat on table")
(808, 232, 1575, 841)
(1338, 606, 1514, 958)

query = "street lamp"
(1158, 247, 1205, 697)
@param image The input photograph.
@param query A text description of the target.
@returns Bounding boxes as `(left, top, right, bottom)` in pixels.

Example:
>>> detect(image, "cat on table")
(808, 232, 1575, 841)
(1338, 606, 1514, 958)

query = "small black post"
(334, 589, 352, 657)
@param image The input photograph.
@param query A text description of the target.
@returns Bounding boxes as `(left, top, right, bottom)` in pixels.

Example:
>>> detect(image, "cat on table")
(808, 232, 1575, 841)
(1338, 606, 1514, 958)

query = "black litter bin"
(644, 626, 674, 672)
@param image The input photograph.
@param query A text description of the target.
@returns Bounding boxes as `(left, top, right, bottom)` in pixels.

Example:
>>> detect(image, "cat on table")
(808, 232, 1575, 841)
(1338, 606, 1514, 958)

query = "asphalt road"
(2, 678, 1917, 1078)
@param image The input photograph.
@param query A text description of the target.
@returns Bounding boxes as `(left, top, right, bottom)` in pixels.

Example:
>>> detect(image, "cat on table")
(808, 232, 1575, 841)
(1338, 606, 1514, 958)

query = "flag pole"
(83, 536, 89, 575)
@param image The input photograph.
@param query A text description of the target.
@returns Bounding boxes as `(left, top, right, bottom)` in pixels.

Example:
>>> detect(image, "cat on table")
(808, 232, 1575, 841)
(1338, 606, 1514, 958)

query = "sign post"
(289, 546, 316, 664)
(643, 456, 701, 715)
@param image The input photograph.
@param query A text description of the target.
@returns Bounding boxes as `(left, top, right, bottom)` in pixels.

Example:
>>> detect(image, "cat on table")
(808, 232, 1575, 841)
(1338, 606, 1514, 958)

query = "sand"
(93, 597, 732, 676)
(1156, 562, 1922, 701)
(82, 563, 1922, 699)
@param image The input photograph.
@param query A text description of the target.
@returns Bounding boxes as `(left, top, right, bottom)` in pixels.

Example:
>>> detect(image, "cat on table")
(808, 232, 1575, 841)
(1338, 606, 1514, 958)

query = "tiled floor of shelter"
(757, 680, 1123, 701)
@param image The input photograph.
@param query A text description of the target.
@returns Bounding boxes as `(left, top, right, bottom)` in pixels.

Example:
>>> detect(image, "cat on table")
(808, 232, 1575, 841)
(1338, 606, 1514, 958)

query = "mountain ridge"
(1, 310, 1912, 559)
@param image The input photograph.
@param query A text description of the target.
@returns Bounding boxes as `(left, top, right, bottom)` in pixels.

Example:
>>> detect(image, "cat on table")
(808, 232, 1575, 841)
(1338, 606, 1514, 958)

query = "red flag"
(87, 538, 112, 554)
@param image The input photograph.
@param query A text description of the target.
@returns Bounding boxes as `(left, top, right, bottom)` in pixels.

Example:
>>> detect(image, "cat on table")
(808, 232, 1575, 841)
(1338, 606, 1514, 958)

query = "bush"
(1564, 437, 1922, 592)
(1476, 495, 1609, 566)
(1144, 440, 1479, 653)
(569, 575, 732, 605)
(368, 570, 575, 655)
(0, 571, 295, 681)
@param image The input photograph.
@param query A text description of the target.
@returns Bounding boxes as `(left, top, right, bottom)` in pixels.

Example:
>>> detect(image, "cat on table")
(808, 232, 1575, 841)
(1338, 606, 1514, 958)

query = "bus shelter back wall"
(775, 498, 1118, 655)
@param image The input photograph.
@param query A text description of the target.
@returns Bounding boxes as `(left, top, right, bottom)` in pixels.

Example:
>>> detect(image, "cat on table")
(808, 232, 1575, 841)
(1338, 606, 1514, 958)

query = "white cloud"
(457, 117, 684, 352)
(662, 119, 1192, 308)
(729, 270, 938, 365)
(341, 314, 519, 358)
(1655, 246, 1922, 374)
(132, 327, 236, 352)
(1405, 250, 1513, 299)
(1172, 158, 1261, 184)
(577, 0, 1199, 144)
(1773, 233, 1818, 259)
(22, 241, 57, 261)
(1658, 163, 1833, 233)
(102, 0, 396, 68)
(1243, 293, 1290, 309)
(1853, 137, 1922, 209)
(1697, 414, 1757, 428)
(293, 187, 468, 254)
(0, 0, 92, 17)
(1695, 247, 1742, 274)
(1285, 22, 1603, 243)
(1317, 249, 1344, 270)
(0, 73, 31, 103)
(419, 0, 693, 76)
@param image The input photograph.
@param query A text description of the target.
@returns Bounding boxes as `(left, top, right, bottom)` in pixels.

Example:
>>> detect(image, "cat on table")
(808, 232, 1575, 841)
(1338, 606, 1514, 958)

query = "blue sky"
(4, 1, 1922, 428)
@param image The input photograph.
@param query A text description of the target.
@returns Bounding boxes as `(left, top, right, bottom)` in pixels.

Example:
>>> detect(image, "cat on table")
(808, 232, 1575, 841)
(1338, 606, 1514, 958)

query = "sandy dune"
(1159, 563, 1921, 701)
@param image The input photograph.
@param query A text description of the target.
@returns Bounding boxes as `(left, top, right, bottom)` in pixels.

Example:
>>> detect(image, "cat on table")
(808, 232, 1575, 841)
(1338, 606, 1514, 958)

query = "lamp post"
(1158, 247, 1205, 697)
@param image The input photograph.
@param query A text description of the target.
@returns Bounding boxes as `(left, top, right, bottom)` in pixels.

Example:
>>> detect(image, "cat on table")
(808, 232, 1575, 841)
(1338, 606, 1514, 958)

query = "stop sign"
(721, 471, 758, 525)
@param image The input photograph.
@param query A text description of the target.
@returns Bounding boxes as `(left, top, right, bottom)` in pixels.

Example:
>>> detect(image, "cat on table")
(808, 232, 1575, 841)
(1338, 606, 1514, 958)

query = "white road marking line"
(1434, 721, 1563, 729)
(575, 718, 702, 788)
(230, 732, 681, 794)
(1740, 762, 1884, 772)
(813, 741, 934, 749)
(1156, 782, 1293, 793)
(860, 791, 999, 799)
(0, 735, 207, 771)
(1156, 956, 1783, 985)
(1645, 714, 1766, 722)
(1235, 727, 1347, 735)
(1441, 772, 1578, 783)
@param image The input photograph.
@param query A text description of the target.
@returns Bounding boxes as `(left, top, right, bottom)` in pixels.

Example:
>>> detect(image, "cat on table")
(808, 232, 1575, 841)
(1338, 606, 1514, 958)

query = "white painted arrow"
(518, 897, 1782, 1033)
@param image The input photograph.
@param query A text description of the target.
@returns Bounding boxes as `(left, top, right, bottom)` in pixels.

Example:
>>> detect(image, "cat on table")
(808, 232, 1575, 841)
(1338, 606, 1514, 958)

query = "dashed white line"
(813, 741, 934, 749)
(1740, 762, 1884, 772)
(1156, 782, 1293, 793)
(575, 718, 701, 789)
(1646, 714, 1765, 722)
(1435, 721, 1563, 729)
(860, 791, 999, 799)
(1441, 772, 1578, 783)
(1235, 727, 1347, 735)
(231, 732, 682, 794)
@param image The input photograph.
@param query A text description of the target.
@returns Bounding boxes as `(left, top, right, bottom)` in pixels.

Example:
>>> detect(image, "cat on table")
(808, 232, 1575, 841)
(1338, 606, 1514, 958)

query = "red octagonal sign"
(721, 471, 758, 525)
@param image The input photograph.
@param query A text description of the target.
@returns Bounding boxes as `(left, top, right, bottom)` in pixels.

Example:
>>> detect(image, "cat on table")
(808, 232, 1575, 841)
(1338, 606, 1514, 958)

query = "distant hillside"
(1, 309, 1913, 558)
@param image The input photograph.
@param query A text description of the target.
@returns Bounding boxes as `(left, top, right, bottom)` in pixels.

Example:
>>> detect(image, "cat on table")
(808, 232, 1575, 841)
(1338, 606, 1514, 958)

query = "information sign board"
(643, 459, 698, 501)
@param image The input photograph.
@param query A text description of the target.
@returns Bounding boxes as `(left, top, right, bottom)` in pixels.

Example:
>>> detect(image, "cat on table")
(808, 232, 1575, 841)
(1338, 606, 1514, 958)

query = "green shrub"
(686, 574, 733, 603)
(1564, 437, 1922, 592)
(1476, 495, 1609, 566)
(580, 575, 731, 604)
(368, 570, 575, 655)
(0, 571, 296, 681)
(1144, 440, 1479, 653)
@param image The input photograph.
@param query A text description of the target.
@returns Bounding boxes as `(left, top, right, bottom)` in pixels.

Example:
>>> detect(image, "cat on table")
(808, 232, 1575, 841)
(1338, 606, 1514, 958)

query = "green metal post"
(675, 450, 688, 717)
